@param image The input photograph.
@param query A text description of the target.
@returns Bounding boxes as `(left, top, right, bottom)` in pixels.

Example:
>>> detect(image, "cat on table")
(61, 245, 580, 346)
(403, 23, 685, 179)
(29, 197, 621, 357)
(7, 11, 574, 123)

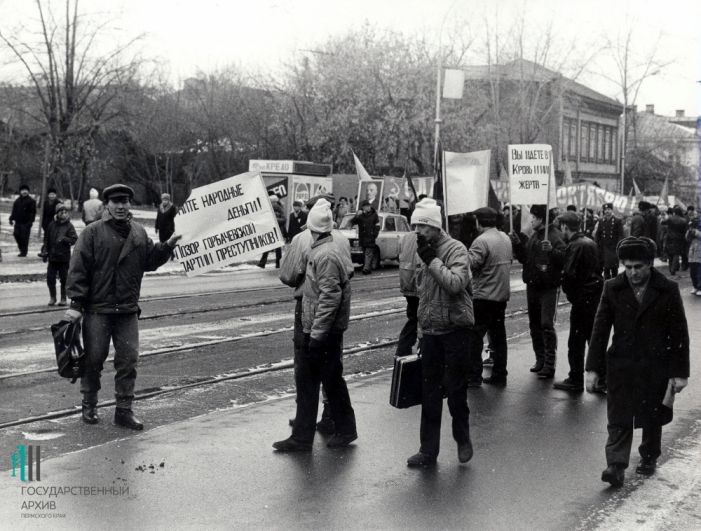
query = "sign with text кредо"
(508, 144, 553, 205)
(173, 172, 283, 276)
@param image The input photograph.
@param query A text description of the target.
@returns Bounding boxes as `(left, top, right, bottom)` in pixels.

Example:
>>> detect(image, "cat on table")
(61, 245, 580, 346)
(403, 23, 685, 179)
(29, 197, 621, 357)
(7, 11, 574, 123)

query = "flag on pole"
(404, 171, 418, 206)
(353, 151, 372, 181)
(432, 139, 444, 203)
(443, 150, 492, 215)
(632, 178, 643, 200)
(657, 177, 669, 207)
(442, 69, 465, 99)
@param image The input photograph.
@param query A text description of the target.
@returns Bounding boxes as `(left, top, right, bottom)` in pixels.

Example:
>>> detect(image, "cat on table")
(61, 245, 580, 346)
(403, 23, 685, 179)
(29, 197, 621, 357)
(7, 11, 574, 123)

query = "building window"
(581, 123, 589, 162)
(597, 125, 605, 163)
(569, 121, 577, 158)
(611, 127, 617, 164)
(604, 128, 611, 163)
(589, 123, 597, 161)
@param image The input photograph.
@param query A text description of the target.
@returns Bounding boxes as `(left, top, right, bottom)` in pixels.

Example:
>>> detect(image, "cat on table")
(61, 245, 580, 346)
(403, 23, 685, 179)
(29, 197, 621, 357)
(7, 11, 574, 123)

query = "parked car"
(338, 212, 412, 267)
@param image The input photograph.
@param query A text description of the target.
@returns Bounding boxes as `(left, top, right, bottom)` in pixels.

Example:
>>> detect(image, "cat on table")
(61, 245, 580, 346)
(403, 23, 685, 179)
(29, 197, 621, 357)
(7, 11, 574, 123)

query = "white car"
(338, 212, 412, 267)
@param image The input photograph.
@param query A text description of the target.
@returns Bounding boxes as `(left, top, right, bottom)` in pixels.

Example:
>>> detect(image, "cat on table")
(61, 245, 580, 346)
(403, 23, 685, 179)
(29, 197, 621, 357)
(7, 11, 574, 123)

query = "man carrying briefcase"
(406, 198, 476, 468)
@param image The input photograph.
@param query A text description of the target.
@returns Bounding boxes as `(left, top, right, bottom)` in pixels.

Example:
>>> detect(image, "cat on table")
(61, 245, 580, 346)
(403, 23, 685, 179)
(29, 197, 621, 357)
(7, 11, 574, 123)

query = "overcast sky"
(1, 0, 699, 117)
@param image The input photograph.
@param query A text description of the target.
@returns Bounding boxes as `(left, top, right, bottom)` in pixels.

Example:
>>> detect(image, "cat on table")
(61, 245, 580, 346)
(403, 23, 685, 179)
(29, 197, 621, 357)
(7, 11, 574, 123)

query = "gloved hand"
(670, 377, 688, 393)
(416, 234, 437, 265)
(585, 371, 599, 393)
(541, 240, 553, 252)
(64, 308, 82, 323)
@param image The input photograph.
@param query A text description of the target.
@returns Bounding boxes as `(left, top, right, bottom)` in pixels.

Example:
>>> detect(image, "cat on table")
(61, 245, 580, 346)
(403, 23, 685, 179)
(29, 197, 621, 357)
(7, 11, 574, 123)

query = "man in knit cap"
(586, 236, 689, 487)
(406, 198, 475, 468)
(82, 188, 104, 226)
(274, 199, 357, 452)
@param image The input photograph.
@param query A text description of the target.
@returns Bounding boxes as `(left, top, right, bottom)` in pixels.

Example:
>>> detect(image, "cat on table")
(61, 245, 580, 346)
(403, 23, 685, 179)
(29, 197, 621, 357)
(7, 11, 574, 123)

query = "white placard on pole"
(508, 144, 553, 205)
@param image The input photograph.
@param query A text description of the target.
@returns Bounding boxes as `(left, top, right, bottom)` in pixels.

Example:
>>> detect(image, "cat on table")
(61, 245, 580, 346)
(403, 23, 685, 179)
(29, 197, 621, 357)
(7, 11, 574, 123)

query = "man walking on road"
(406, 198, 475, 468)
(594, 202, 623, 280)
(65, 184, 181, 430)
(467, 207, 512, 386)
(350, 200, 380, 275)
(510, 205, 566, 379)
(274, 199, 357, 452)
(553, 212, 603, 393)
(586, 237, 689, 487)
(9, 184, 36, 257)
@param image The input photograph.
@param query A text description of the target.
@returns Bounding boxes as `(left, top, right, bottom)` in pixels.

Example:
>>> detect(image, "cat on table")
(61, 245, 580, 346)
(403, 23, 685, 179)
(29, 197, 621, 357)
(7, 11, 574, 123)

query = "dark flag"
(432, 139, 444, 202)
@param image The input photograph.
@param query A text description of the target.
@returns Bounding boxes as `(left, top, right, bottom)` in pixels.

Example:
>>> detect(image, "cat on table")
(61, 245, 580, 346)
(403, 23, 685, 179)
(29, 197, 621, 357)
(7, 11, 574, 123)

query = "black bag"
(51, 319, 86, 383)
(389, 353, 422, 409)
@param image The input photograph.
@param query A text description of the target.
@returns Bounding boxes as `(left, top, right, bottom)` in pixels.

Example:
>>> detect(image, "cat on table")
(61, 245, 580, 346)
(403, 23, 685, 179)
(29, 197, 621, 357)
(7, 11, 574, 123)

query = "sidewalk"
(1, 292, 700, 529)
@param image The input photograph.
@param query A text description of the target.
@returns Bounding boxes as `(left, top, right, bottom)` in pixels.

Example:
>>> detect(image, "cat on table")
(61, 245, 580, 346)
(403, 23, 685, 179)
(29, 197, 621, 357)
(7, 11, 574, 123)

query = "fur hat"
(306, 198, 333, 233)
(19, 184, 29, 192)
(55, 202, 68, 214)
(47, 187, 57, 195)
(411, 198, 443, 229)
(617, 236, 656, 262)
(558, 211, 581, 231)
(638, 200, 652, 212)
(529, 204, 547, 220)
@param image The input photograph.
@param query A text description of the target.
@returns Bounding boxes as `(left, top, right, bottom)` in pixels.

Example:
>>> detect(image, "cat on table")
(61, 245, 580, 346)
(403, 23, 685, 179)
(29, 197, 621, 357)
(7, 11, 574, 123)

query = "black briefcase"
(51, 319, 86, 383)
(389, 354, 422, 409)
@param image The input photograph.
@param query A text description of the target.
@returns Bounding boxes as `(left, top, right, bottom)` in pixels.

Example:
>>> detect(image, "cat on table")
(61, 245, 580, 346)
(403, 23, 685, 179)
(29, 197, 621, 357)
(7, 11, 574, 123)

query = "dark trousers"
(526, 286, 558, 371)
(80, 312, 139, 409)
(566, 298, 599, 383)
(395, 296, 419, 357)
(419, 329, 473, 458)
(690, 262, 701, 290)
(259, 247, 282, 268)
(362, 246, 376, 273)
(470, 299, 508, 380)
(291, 333, 356, 443)
(47, 261, 68, 299)
(293, 299, 329, 417)
(668, 254, 681, 275)
(606, 424, 662, 468)
(13, 222, 32, 255)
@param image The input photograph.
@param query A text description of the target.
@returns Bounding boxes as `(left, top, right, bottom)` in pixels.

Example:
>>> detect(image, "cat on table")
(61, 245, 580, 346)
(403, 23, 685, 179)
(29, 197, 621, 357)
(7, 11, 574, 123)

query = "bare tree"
(0, 0, 142, 210)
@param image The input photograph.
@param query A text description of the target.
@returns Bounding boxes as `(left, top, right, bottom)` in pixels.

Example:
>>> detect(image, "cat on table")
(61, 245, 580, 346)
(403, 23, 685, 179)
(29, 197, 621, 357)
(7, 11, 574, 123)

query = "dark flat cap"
(473, 207, 498, 222)
(638, 200, 652, 211)
(103, 184, 134, 201)
(617, 236, 656, 261)
(558, 211, 581, 230)
(359, 199, 371, 208)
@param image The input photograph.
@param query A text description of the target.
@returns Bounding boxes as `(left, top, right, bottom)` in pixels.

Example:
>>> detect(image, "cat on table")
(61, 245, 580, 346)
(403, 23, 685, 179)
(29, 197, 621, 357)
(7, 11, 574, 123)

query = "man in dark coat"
(258, 194, 287, 268)
(155, 193, 178, 243)
(350, 200, 380, 275)
(585, 236, 689, 487)
(41, 187, 61, 234)
(663, 206, 688, 277)
(553, 212, 603, 392)
(64, 184, 180, 430)
(287, 201, 307, 242)
(595, 203, 623, 279)
(9, 184, 37, 257)
(42, 203, 78, 306)
(510, 204, 567, 378)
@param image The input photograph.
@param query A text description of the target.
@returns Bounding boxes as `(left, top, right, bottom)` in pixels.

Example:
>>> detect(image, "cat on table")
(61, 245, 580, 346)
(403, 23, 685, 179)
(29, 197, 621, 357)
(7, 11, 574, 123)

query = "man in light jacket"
(406, 198, 475, 468)
(467, 207, 513, 386)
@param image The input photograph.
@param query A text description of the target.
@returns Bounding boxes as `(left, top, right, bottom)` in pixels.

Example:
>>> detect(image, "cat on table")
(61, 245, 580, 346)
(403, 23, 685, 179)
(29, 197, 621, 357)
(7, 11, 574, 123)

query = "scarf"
(107, 218, 131, 239)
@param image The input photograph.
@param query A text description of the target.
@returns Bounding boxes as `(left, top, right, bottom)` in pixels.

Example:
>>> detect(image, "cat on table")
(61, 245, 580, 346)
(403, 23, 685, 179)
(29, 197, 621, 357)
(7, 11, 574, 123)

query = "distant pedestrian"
(350, 200, 380, 274)
(594, 203, 623, 279)
(41, 187, 61, 234)
(333, 197, 349, 224)
(155, 193, 178, 243)
(553, 212, 603, 393)
(81, 188, 104, 226)
(42, 203, 77, 306)
(664, 206, 688, 277)
(65, 184, 181, 430)
(395, 231, 419, 357)
(586, 236, 689, 487)
(687, 216, 701, 295)
(467, 207, 513, 386)
(258, 194, 286, 268)
(9, 184, 36, 257)
(510, 205, 566, 378)
(406, 198, 475, 468)
(287, 201, 307, 242)
(274, 199, 357, 452)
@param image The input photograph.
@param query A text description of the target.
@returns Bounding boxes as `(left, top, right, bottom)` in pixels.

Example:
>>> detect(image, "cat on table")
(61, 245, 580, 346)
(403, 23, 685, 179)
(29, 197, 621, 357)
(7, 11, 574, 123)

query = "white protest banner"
(444, 150, 491, 215)
(508, 144, 553, 205)
(172, 171, 283, 277)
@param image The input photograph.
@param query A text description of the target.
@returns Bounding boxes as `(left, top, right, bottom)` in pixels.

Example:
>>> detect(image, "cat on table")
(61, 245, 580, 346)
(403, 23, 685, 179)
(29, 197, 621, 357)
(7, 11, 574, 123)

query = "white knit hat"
(306, 198, 333, 233)
(411, 198, 442, 229)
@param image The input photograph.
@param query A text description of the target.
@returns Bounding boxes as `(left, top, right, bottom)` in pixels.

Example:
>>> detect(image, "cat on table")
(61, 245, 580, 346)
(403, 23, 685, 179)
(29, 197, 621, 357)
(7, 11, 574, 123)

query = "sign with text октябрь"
(173, 172, 283, 276)
(508, 144, 553, 205)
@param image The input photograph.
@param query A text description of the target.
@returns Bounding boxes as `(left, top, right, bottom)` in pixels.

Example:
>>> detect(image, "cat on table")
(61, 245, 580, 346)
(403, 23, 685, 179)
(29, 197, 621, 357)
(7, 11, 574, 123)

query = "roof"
(636, 112, 697, 141)
(463, 58, 621, 108)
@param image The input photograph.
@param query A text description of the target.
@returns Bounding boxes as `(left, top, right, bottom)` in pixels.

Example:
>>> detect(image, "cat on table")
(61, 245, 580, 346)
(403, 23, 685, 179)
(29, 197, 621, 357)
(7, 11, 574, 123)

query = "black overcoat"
(585, 269, 690, 428)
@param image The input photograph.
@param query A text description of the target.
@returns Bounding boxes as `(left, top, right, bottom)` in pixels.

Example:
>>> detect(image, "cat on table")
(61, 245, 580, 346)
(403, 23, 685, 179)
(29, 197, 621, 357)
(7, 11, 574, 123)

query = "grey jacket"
(280, 229, 353, 299)
(398, 232, 419, 297)
(301, 235, 352, 340)
(416, 232, 473, 335)
(468, 227, 512, 302)
(67, 211, 173, 313)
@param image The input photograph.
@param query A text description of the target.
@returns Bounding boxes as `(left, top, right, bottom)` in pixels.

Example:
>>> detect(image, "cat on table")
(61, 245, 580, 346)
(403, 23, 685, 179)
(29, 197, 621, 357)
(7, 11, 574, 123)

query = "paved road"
(0, 266, 699, 529)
